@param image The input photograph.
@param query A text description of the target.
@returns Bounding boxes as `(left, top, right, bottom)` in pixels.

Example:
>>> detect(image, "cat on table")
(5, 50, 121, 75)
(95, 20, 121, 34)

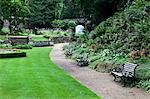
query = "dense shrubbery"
(91, 0, 150, 53)
(1, 28, 10, 35)
(13, 32, 30, 36)
(0, 44, 32, 49)
(42, 30, 71, 38)
(136, 79, 150, 93)
(14, 44, 33, 49)
(51, 20, 77, 30)
(0, 52, 26, 58)
(65, 0, 150, 91)
(0, 28, 31, 36)
(67, 20, 77, 29)
(52, 20, 66, 29)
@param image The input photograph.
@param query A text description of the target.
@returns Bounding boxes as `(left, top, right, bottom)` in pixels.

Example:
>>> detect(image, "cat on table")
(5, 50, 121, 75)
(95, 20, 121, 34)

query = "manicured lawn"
(0, 48, 100, 98)
(32, 35, 48, 41)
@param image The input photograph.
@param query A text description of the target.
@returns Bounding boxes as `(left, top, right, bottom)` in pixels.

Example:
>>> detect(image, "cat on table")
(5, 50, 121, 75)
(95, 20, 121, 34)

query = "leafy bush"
(135, 62, 150, 80)
(0, 44, 33, 49)
(89, 59, 114, 73)
(43, 30, 70, 38)
(67, 20, 77, 29)
(89, 55, 101, 62)
(63, 44, 75, 57)
(32, 35, 48, 41)
(0, 35, 7, 40)
(14, 44, 33, 49)
(52, 20, 67, 29)
(0, 52, 26, 58)
(14, 32, 30, 36)
(0, 44, 12, 48)
(136, 80, 150, 93)
(1, 28, 10, 35)
(52, 19, 77, 30)
(90, 0, 150, 53)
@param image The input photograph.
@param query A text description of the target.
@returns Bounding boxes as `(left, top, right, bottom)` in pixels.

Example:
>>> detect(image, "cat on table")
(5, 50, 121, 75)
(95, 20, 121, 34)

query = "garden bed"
(0, 49, 26, 58)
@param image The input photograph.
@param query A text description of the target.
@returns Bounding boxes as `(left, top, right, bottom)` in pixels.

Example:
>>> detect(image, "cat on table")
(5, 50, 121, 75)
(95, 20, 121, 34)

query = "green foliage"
(135, 61, 150, 80)
(67, 20, 77, 29)
(0, 51, 26, 58)
(0, 35, 7, 40)
(42, 30, 70, 38)
(14, 44, 33, 49)
(71, 1, 150, 91)
(32, 35, 48, 41)
(91, 0, 150, 53)
(0, 44, 12, 49)
(1, 28, 10, 35)
(63, 44, 75, 56)
(136, 80, 150, 93)
(28, 0, 63, 27)
(0, 44, 32, 49)
(14, 31, 30, 36)
(0, 0, 29, 33)
(89, 55, 101, 62)
(51, 19, 76, 30)
(52, 20, 66, 29)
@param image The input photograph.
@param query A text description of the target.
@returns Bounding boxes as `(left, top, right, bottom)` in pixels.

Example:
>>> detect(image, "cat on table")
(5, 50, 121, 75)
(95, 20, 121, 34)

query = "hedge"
(0, 52, 26, 58)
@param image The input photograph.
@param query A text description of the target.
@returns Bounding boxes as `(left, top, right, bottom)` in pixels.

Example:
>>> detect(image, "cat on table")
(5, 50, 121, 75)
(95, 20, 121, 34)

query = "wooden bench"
(76, 53, 89, 66)
(111, 62, 138, 86)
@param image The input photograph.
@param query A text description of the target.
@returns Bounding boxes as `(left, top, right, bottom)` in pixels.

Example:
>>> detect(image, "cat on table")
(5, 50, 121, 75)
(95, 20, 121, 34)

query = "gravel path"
(50, 43, 150, 99)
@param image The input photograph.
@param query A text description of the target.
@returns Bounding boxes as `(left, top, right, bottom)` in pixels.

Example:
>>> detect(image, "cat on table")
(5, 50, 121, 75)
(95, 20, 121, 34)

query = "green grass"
(0, 48, 100, 98)
(0, 35, 7, 40)
(32, 35, 48, 41)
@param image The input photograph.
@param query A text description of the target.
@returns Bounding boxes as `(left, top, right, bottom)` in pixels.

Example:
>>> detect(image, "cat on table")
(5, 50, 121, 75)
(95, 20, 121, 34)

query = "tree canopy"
(0, 0, 131, 28)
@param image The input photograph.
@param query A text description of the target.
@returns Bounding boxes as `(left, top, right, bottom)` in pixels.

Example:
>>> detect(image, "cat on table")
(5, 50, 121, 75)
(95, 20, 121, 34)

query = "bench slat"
(112, 71, 123, 77)
(122, 63, 137, 77)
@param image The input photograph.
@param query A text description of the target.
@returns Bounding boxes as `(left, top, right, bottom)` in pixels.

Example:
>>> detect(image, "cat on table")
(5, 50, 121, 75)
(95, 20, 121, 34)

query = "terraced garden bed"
(0, 49, 26, 58)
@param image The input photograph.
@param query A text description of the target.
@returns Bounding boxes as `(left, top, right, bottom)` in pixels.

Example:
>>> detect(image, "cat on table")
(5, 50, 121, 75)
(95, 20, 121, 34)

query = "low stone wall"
(51, 37, 70, 43)
(8, 36, 31, 45)
(31, 41, 54, 47)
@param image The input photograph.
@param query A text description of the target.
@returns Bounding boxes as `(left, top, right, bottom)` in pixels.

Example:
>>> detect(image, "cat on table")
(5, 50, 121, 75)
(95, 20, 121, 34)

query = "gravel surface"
(50, 43, 150, 99)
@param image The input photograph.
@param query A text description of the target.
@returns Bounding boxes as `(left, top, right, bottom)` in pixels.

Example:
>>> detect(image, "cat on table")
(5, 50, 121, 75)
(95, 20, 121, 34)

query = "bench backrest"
(122, 63, 137, 77)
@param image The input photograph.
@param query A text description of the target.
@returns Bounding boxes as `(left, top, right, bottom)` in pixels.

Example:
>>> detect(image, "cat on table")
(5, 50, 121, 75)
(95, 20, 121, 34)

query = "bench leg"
(112, 74, 117, 81)
(122, 77, 127, 87)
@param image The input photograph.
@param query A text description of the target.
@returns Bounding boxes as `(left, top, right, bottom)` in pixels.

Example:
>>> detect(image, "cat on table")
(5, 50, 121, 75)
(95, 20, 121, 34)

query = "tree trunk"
(0, 19, 4, 31)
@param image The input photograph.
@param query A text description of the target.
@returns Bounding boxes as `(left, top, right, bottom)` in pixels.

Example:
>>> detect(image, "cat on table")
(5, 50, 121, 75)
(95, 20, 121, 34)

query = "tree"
(0, 0, 29, 33)
(28, 0, 63, 28)
(62, 0, 130, 25)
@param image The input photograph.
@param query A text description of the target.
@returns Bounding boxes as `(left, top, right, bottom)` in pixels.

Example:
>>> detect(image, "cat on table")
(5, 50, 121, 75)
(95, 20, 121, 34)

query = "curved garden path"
(50, 43, 150, 99)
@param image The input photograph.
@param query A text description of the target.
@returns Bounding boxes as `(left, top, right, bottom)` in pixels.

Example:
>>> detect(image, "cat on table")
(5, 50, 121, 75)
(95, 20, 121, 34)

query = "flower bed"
(0, 49, 26, 58)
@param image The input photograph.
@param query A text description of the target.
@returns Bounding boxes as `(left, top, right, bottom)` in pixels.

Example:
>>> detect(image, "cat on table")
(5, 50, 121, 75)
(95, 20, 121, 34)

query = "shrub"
(0, 44, 33, 49)
(136, 80, 150, 93)
(1, 28, 10, 35)
(14, 32, 30, 36)
(43, 30, 70, 38)
(67, 20, 77, 29)
(135, 62, 150, 80)
(13, 44, 33, 49)
(0, 44, 12, 48)
(52, 20, 66, 29)
(0, 52, 26, 58)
